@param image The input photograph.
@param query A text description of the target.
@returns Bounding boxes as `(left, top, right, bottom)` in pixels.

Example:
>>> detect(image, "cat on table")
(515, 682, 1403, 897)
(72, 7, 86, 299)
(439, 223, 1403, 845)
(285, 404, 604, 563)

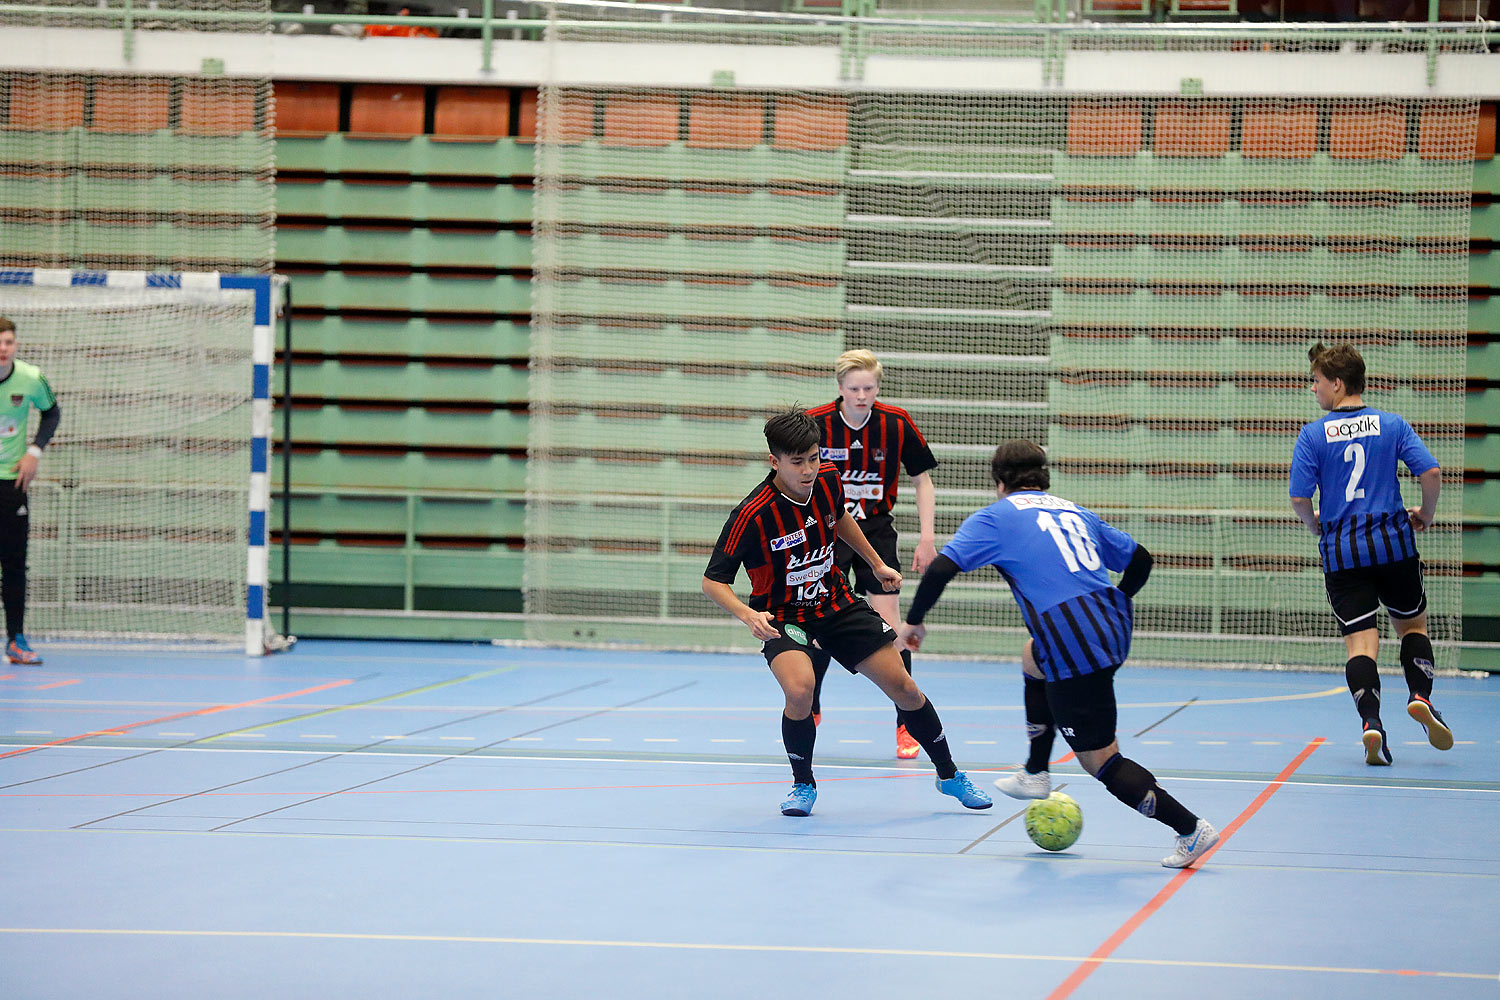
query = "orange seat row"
(2, 75, 261, 135)
(1067, 100, 1496, 161)
(16, 79, 1487, 163)
(275, 82, 849, 150)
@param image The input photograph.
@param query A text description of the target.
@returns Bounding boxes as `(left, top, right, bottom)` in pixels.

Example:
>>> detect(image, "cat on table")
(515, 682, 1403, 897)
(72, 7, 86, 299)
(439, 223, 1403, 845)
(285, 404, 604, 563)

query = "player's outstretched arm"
(897, 554, 963, 651)
(1289, 496, 1319, 537)
(835, 511, 901, 591)
(701, 577, 781, 640)
(911, 471, 938, 575)
(1408, 467, 1441, 533)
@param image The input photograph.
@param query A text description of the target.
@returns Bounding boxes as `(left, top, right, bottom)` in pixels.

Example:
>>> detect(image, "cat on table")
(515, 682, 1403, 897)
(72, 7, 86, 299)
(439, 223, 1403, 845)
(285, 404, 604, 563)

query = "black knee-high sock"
(782, 712, 816, 786)
(810, 650, 830, 715)
(894, 649, 913, 725)
(1346, 654, 1381, 723)
(897, 697, 956, 780)
(1400, 633, 1435, 701)
(1023, 675, 1055, 774)
(1095, 753, 1197, 836)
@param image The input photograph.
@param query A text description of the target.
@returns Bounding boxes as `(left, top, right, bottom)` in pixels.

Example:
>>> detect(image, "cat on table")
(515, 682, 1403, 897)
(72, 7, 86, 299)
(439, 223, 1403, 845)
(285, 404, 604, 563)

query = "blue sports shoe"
(6, 633, 41, 665)
(781, 783, 817, 817)
(936, 771, 992, 809)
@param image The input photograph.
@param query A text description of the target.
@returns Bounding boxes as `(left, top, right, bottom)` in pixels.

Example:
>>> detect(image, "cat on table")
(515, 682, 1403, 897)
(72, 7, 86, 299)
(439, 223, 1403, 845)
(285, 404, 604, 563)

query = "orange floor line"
(0, 679, 355, 760)
(1046, 737, 1326, 1000)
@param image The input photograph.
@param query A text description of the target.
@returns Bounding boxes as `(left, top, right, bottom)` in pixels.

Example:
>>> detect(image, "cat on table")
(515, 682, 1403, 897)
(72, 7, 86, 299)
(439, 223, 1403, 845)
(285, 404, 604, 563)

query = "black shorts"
(833, 514, 901, 596)
(1324, 557, 1427, 636)
(1045, 666, 1119, 755)
(760, 601, 897, 674)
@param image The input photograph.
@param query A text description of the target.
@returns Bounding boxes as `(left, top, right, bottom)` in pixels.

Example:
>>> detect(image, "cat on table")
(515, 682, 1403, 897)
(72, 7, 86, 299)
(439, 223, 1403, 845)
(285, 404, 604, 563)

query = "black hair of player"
(764, 408, 820, 457)
(1308, 342, 1366, 395)
(992, 439, 1050, 492)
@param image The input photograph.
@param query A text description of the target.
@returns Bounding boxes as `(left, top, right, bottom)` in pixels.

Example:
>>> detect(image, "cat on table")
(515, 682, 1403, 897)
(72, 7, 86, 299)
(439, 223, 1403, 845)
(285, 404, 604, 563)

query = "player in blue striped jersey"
(898, 441, 1219, 869)
(1290, 342, 1453, 766)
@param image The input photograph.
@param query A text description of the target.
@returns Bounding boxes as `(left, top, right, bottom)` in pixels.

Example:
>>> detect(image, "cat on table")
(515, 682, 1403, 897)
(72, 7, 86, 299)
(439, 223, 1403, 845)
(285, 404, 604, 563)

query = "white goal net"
(0, 276, 260, 648)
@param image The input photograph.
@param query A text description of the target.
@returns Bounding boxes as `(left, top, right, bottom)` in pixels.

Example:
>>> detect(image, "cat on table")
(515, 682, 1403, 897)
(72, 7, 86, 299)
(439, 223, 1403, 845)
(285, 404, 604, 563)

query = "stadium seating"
(262, 83, 1500, 642)
(271, 81, 535, 618)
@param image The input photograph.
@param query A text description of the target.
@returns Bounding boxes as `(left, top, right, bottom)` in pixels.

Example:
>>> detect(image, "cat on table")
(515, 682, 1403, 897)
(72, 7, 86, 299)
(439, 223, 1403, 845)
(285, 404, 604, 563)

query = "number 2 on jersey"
(1343, 442, 1366, 502)
(1036, 511, 1101, 573)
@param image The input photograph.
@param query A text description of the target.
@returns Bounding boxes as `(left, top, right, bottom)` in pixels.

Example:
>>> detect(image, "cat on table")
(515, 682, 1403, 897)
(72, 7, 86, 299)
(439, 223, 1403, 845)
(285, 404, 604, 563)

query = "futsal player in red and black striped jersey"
(702, 409, 991, 817)
(806, 350, 938, 758)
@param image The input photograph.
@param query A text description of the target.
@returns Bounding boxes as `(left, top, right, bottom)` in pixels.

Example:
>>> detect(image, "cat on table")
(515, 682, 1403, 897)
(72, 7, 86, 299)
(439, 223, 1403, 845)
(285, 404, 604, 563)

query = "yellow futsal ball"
(1025, 792, 1083, 852)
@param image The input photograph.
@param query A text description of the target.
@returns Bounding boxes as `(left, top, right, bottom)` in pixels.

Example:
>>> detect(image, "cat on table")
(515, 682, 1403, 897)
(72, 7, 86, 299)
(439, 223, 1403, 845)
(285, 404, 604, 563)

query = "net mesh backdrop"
(520, 12, 1477, 665)
(0, 282, 257, 645)
(0, 1, 274, 274)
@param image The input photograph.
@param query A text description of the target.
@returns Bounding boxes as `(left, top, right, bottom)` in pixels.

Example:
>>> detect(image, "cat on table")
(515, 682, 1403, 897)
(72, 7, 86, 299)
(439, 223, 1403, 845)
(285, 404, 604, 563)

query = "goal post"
(0, 268, 275, 655)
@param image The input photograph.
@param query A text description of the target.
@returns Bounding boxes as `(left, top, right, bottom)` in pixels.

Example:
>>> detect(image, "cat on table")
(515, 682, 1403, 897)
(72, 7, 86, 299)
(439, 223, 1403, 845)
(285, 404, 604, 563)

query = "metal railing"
(0, 1, 1494, 86)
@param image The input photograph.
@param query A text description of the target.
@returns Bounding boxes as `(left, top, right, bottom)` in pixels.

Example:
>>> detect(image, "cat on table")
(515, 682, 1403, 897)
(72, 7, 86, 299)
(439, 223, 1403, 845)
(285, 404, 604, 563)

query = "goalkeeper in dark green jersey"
(0, 317, 60, 665)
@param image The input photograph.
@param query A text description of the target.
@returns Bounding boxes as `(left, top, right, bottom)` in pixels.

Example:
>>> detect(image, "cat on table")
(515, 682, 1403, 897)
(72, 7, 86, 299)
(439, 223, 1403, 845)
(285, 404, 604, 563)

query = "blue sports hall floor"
(2, 639, 1497, 999)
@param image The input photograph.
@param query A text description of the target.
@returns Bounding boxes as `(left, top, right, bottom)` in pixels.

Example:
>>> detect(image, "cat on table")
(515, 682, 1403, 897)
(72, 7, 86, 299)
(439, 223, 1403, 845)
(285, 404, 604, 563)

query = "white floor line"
(2, 743, 1496, 796)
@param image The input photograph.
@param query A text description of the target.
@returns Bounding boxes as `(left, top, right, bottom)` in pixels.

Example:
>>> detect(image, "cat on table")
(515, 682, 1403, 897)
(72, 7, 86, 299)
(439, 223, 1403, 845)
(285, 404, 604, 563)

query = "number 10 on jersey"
(1037, 511, 1101, 573)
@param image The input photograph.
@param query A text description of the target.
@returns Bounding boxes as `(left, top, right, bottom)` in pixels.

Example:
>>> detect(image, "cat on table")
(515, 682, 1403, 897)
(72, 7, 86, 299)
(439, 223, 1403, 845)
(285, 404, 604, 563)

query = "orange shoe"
(896, 723, 919, 759)
(812, 712, 821, 727)
(6, 634, 41, 665)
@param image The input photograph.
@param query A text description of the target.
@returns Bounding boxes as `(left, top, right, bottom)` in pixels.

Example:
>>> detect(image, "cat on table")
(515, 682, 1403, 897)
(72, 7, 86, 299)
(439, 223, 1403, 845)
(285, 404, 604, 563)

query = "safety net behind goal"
(524, 15, 1473, 667)
(0, 1, 274, 274)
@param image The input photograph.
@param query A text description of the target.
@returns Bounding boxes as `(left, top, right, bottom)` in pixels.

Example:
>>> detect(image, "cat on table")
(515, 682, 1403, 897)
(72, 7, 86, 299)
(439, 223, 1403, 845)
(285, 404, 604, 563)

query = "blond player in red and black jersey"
(807, 350, 937, 757)
(702, 409, 990, 818)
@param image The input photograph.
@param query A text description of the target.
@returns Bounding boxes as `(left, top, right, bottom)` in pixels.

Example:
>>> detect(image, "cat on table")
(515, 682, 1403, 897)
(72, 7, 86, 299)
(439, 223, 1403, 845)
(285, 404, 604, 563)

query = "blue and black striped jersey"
(1289, 406, 1438, 572)
(941, 491, 1140, 682)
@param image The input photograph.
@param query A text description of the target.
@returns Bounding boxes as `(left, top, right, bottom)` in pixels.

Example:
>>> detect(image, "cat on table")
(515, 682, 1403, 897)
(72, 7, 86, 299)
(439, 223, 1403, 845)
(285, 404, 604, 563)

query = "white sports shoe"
(1162, 818, 1219, 869)
(992, 769, 1051, 800)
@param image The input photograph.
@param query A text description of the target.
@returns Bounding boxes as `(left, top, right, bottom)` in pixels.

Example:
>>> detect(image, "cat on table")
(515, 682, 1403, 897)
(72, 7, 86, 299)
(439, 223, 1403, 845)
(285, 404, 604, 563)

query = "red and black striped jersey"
(807, 399, 937, 521)
(703, 463, 860, 623)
